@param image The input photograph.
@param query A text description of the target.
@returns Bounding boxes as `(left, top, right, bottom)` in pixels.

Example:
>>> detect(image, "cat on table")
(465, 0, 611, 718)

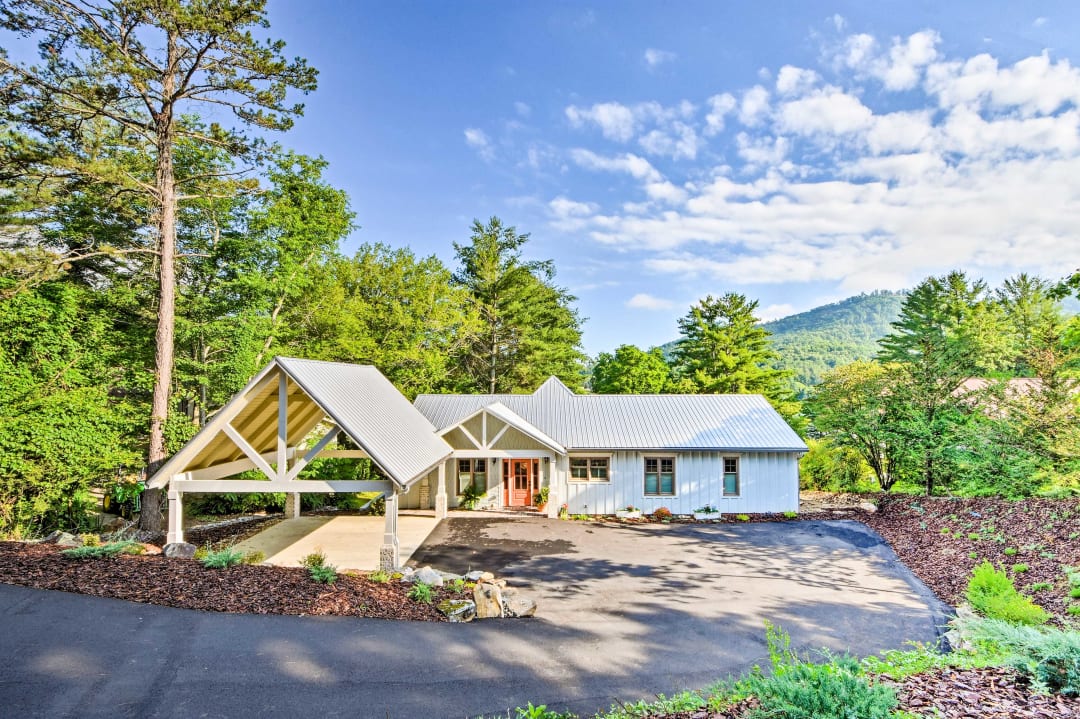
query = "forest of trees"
(1, 1, 1078, 539)
(0, 1, 586, 536)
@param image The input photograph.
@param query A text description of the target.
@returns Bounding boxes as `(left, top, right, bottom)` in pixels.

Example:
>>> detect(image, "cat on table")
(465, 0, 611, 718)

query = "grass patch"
(200, 547, 245, 569)
(368, 569, 391, 583)
(408, 581, 433, 604)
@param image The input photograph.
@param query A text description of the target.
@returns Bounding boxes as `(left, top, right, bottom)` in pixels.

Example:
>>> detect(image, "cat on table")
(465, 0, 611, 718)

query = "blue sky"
(12, 2, 1080, 355)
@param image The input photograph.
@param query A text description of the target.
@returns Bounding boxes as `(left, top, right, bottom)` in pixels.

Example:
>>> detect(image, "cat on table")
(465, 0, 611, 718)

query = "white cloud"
(738, 85, 771, 125)
(776, 65, 820, 95)
(638, 122, 702, 160)
(566, 102, 638, 141)
(758, 303, 796, 321)
(736, 133, 790, 166)
(644, 48, 676, 68)
(704, 93, 736, 135)
(626, 293, 674, 310)
(1033, 16, 1047, 27)
(644, 181, 688, 205)
(514, 101, 532, 117)
(878, 30, 941, 90)
(569, 148, 663, 182)
(778, 88, 873, 135)
(464, 128, 494, 160)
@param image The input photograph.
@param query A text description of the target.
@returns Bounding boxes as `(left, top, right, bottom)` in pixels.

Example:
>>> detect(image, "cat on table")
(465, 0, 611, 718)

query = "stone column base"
(435, 493, 448, 520)
(379, 544, 399, 571)
(284, 493, 301, 519)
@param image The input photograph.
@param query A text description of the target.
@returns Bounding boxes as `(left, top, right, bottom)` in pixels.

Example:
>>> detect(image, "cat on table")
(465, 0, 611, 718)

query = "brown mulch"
(859, 494, 1080, 623)
(891, 666, 1079, 718)
(0, 542, 451, 620)
(184, 515, 284, 549)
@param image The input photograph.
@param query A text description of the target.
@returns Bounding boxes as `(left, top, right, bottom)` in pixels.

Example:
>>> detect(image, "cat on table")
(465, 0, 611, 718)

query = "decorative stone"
(163, 542, 197, 559)
(413, 566, 444, 587)
(437, 599, 476, 623)
(140, 544, 163, 556)
(859, 501, 878, 513)
(398, 567, 416, 582)
(379, 545, 398, 571)
(438, 571, 464, 582)
(503, 595, 537, 618)
(56, 532, 82, 547)
(465, 570, 486, 581)
(473, 581, 504, 619)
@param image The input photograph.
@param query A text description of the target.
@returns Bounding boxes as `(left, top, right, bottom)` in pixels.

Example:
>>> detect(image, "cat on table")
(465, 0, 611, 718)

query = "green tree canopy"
(591, 345, 671, 394)
(452, 217, 587, 393)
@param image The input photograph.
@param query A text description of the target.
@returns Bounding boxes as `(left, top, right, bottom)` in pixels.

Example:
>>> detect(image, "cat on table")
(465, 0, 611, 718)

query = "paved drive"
(0, 519, 950, 719)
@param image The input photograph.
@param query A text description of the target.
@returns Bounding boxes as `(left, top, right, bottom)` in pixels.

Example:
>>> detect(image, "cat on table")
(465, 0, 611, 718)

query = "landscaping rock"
(140, 544, 163, 556)
(398, 567, 416, 582)
(55, 533, 81, 547)
(94, 513, 127, 532)
(502, 595, 537, 618)
(413, 566, 444, 587)
(465, 570, 486, 581)
(859, 501, 878, 513)
(163, 542, 196, 559)
(437, 599, 476, 623)
(473, 581, 503, 618)
(437, 571, 463, 582)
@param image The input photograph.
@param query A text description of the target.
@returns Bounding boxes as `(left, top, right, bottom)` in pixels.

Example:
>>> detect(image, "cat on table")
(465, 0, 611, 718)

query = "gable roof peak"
(534, 375, 574, 397)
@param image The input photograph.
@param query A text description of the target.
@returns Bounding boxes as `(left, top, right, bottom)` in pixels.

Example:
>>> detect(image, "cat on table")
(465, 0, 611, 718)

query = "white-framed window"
(569, 456, 610, 482)
(723, 457, 739, 496)
(644, 456, 675, 496)
(457, 458, 487, 493)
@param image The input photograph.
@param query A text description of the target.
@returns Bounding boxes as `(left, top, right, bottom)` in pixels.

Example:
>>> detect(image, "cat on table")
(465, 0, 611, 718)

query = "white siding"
(563, 451, 799, 515)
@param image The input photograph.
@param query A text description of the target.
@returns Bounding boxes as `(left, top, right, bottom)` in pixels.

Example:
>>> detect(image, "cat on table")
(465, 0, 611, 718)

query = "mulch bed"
(0, 541, 451, 620)
(859, 494, 1080, 624)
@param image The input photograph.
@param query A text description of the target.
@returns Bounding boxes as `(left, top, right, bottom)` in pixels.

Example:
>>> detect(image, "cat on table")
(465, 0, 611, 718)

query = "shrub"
(408, 581, 433, 604)
(459, 483, 484, 510)
(966, 561, 1048, 625)
(299, 548, 327, 570)
(736, 514, 750, 522)
(958, 617, 1080, 696)
(1068, 605, 1080, 617)
(449, 578, 466, 594)
(1029, 582, 1052, 592)
(736, 622, 896, 719)
(80, 533, 101, 547)
(241, 551, 264, 565)
(1071, 587, 1080, 599)
(695, 504, 718, 514)
(1004, 547, 1018, 556)
(308, 564, 337, 584)
(783, 511, 798, 519)
(1012, 563, 1029, 573)
(651, 507, 672, 521)
(193, 543, 210, 560)
(368, 569, 390, 583)
(515, 703, 574, 719)
(200, 547, 245, 569)
(60, 540, 142, 559)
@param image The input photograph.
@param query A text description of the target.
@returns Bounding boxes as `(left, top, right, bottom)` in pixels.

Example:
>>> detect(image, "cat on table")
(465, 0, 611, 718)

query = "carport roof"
(148, 358, 452, 489)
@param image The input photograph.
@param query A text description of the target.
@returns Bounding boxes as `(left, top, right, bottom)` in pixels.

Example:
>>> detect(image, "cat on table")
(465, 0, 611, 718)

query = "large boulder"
(413, 566, 444, 587)
(437, 599, 476, 623)
(163, 542, 197, 559)
(473, 582, 504, 619)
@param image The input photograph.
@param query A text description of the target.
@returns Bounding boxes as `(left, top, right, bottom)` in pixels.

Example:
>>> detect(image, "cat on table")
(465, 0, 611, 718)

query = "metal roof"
(415, 377, 807, 452)
(149, 358, 452, 489)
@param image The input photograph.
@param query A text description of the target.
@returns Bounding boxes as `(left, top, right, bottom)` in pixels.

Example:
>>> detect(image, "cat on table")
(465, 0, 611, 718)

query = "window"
(644, 457, 675, 496)
(570, 457, 609, 482)
(457, 459, 487, 493)
(723, 457, 739, 496)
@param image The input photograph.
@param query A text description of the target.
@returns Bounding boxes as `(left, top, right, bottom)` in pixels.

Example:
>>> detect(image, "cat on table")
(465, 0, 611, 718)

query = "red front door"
(505, 459, 533, 507)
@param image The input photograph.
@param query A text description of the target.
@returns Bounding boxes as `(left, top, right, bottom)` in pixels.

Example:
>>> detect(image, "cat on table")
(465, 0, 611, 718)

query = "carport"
(146, 357, 453, 568)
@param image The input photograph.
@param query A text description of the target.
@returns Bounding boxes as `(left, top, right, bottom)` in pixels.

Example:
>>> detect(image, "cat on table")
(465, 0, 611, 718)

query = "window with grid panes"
(644, 456, 675, 496)
(570, 457, 609, 482)
(723, 457, 739, 496)
(457, 458, 486, 493)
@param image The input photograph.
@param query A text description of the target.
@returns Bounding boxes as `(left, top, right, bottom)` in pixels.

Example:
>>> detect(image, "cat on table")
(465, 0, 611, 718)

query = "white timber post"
(549, 455, 567, 518)
(278, 371, 300, 519)
(167, 487, 184, 544)
(380, 490, 399, 570)
(435, 461, 448, 520)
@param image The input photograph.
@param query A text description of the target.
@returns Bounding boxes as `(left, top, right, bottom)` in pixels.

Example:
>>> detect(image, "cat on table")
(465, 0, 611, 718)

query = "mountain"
(761, 291, 907, 395)
(657, 290, 907, 396)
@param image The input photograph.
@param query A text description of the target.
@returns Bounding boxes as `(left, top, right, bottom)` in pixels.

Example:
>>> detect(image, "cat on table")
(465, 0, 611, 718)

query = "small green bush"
(61, 540, 141, 559)
(308, 564, 337, 584)
(735, 514, 750, 522)
(968, 532, 980, 540)
(783, 511, 798, 519)
(514, 703, 574, 719)
(368, 569, 390, 583)
(241, 551, 265, 565)
(1029, 582, 1052, 592)
(968, 552, 979, 559)
(200, 547, 245, 569)
(959, 617, 1080, 696)
(193, 544, 210, 560)
(408, 581, 433, 604)
(299, 548, 327, 570)
(966, 561, 1048, 625)
(651, 507, 672, 521)
(449, 578, 466, 594)
(1012, 563, 1029, 573)
(80, 533, 101, 547)
(1004, 547, 1018, 556)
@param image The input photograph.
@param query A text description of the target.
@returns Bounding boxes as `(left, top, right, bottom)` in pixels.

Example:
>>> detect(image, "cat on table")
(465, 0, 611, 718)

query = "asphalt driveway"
(0, 518, 950, 719)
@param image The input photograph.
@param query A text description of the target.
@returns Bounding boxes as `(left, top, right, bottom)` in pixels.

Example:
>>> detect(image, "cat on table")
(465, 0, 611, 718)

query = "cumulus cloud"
(566, 102, 637, 141)
(738, 85, 771, 125)
(514, 101, 532, 117)
(776, 65, 820, 95)
(704, 93, 737, 135)
(569, 148, 663, 182)
(626, 293, 675, 310)
(644, 48, 676, 68)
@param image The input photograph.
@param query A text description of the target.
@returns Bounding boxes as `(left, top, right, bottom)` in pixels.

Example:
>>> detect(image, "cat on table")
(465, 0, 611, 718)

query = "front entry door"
(505, 459, 533, 507)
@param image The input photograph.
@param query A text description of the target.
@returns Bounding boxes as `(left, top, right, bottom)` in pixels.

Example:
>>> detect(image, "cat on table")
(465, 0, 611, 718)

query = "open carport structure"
(147, 357, 453, 568)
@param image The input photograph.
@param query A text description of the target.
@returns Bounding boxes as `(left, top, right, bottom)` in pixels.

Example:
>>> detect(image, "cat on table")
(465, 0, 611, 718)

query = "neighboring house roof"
(954, 377, 1045, 397)
(148, 357, 452, 489)
(415, 377, 807, 452)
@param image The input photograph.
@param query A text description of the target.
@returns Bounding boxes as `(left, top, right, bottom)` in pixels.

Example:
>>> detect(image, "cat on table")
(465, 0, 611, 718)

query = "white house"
(148, 357, 806, 569)
(410, 375, 807, 516)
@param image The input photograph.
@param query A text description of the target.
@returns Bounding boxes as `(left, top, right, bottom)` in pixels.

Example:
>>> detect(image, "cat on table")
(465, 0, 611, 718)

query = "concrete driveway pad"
(0, 518, 950, 719)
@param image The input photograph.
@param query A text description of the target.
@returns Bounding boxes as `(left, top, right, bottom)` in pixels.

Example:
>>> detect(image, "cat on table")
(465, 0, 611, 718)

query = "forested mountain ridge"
(763, 291, 907, 395)
(659, 291, 907, 395)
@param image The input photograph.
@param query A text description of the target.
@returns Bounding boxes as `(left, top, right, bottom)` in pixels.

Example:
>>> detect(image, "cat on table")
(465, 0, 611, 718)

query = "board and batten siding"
(563, 451, 799, 515)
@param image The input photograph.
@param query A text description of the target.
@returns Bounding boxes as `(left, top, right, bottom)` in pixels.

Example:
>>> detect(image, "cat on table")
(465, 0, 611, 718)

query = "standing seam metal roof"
(414, 378, 807, 452)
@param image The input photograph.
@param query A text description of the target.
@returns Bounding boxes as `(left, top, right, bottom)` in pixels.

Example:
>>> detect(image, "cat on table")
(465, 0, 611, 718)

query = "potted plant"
(694, 504, 721, 520)
(532, 486, 550, 512)
(558, 503, 569, 519)
(459, 484, 485, 510)
(615, 505, 642, 520)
